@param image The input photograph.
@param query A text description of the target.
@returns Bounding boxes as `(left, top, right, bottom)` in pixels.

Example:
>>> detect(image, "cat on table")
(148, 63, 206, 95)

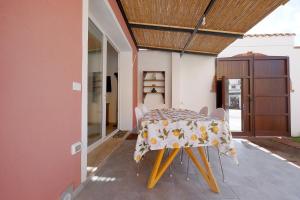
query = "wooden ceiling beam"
(138, 45, 218, 56)
(129, 22, 244, 38)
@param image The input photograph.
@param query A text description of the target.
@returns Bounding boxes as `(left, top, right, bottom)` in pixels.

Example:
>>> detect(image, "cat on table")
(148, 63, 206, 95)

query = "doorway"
(216, 54, 291, 137)
(106, 42, 119, 135)
(224, 78, 243, 132)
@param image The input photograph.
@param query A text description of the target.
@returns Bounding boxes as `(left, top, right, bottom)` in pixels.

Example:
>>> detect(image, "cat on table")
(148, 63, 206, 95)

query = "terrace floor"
(75, 139, 300, 200)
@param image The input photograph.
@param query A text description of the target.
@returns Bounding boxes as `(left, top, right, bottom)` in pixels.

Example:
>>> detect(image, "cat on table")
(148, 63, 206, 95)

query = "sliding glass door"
(87, 20, 103, 146)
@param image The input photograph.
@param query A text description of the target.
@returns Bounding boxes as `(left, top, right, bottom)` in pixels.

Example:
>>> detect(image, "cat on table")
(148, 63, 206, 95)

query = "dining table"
(134, 108, 237, 193)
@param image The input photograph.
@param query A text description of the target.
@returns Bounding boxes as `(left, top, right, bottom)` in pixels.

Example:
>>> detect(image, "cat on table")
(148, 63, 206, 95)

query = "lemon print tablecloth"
(134, 108, 237, 163)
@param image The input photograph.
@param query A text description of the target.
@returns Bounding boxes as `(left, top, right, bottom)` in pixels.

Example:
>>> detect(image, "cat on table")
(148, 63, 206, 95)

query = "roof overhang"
(117, 0, 289, 56)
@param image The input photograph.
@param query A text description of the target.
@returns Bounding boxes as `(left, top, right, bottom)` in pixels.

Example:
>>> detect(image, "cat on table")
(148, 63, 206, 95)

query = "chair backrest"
(135, 107, 144, 128)
(199, 106, 208, 116)
(139, 104, 149, 114)
(210, 108, 226, 120)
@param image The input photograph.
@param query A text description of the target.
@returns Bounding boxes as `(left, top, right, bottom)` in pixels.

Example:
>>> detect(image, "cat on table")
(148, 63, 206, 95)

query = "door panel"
(253, 58, 290, 136)
(87, 20, 104, 146)
(216, 58, 253, 136)
(216, 60, 250, 79)
(216, 56, 290, 137)
(254, 60, 287, 77)
(221, 77, 229, 109)
(255, 116, 288, 133)
(255, 97, 287, 114)
(254, 79, 287, 96)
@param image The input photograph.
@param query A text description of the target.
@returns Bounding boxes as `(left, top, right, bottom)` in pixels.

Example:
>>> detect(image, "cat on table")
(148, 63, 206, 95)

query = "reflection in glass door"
(87, 20, 103, 146)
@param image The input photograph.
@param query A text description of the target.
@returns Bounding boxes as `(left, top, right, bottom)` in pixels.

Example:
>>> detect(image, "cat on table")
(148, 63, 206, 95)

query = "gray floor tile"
(75, 140, 300, 200)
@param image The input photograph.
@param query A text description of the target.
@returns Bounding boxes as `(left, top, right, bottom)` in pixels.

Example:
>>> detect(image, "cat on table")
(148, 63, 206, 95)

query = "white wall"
(178, 54, 216, 112)
(138, 50, 172, 109)
(138, 50, 216, 113)
(220, 35, 300, 136)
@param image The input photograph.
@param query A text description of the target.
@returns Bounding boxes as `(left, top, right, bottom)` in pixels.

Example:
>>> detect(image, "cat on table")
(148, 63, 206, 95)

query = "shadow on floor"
(248, 137, 300, 166)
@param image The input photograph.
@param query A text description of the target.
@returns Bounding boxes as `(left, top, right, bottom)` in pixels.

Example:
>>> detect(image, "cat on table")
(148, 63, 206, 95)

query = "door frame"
(216, 55, 291, 137)
(81, 0, 133, 183)
(86, 16, 123, 152)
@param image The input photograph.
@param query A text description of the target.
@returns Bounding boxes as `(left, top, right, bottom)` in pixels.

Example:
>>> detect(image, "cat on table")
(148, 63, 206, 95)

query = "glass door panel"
(87, 20, 103, 146)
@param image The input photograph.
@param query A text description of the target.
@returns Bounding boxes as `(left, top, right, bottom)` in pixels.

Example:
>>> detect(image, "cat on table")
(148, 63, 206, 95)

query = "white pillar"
(119, 51, 133, 131)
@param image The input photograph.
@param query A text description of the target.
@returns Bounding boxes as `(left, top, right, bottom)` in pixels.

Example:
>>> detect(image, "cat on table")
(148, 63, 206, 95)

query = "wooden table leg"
(198, 147, 220, 192)
(147, 147, 219, 193)
(147, 148, 180, 189)
(185, 147, 220, 193)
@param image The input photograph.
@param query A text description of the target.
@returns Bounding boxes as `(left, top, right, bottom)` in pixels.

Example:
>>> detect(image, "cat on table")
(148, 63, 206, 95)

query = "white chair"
(135, 106, 144, 177)
(199, 106, 209, 116)
(135, 107, 144, 130)
(208, 107, 227, 182)
(210, 108, 226, 120)
(139, 104, 149, 115)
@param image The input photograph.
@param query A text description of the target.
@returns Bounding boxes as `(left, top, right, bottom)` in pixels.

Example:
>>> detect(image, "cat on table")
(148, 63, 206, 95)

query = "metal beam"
(131, 23, 193, 33)
(129, 22, 244, 39)
(181, 0, 217, 56)
(138, 45, 218, 56)
(116, 0, 138, 48)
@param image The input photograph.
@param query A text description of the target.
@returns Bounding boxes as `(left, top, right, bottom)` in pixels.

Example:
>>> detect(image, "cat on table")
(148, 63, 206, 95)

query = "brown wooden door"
(253, 57, 290, 136)
(222, 76, 229, 109)
(216, 58, 253, 136)
(216, 55, 291, 137)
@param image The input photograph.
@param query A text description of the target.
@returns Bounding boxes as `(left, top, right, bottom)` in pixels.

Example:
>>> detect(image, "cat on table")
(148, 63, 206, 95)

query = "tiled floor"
(75, 139, 300, 200)
(248, 137, 300, 166)
(87, 131, 129, 177)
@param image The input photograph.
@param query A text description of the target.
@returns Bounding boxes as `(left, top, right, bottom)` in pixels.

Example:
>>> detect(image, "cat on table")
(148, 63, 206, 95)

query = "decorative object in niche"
(151, 88, 157, 93)
(142, 71, 165, 103)
(152, 73, 156, 80)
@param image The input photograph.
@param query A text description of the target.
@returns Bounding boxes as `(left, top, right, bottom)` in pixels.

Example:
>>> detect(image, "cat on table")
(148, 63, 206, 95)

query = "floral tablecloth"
(134, 108, 237, 163)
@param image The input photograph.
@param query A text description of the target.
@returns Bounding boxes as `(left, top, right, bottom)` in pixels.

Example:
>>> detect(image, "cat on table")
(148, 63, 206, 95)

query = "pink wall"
(108, 0, 138, 128)
(0, 1, 82, 199)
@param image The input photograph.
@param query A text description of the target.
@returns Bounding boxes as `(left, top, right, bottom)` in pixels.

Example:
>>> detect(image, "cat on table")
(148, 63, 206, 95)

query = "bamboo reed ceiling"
(121, 0, 211, 28)
(187, 34, 236, 53)
(133, 29, 190, 50)
(118, 0, 288, 55)
(202, 0, 289, 32)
